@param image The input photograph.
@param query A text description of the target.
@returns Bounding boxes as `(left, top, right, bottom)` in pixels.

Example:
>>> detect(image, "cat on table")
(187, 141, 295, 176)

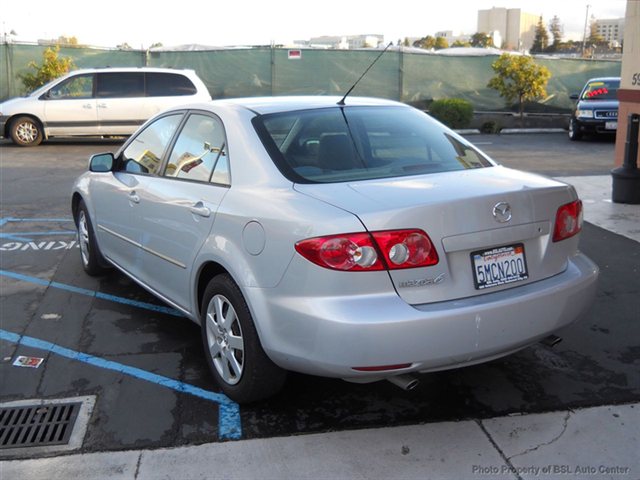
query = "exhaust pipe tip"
(387, 374, 420, 391)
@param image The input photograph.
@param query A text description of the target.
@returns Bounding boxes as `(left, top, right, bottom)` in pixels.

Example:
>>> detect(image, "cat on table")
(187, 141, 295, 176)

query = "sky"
(0, 0, 628, 49)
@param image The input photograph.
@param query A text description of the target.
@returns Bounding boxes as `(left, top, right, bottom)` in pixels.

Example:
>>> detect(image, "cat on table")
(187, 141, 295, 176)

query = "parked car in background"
(0, 67, 211, 146)
(72, 96, 599, 403)
(569, 77, 620, 141)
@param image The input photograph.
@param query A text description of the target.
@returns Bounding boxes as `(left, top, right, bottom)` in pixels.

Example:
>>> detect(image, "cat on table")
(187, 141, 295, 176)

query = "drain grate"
(0, 402, 81, 449)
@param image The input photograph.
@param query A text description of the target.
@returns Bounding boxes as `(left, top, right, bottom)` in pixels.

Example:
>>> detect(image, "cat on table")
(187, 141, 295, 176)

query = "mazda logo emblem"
(493, 202, 512, 223)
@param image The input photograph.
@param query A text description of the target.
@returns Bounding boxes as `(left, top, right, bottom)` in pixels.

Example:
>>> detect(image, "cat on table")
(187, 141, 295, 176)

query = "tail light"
(553, 200, 583, 242)
(295, 229, 439, 271)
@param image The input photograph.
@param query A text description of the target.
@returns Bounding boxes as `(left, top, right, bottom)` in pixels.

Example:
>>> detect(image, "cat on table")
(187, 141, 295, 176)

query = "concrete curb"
(2, 402, 638, 480)
(456, 128, 567, 135)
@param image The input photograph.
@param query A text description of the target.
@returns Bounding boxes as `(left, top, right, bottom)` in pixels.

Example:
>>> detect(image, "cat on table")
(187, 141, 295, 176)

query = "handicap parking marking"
(0, 329, 242, 440)
(1, 219, 243, 440)
(1, 240, 78, 251)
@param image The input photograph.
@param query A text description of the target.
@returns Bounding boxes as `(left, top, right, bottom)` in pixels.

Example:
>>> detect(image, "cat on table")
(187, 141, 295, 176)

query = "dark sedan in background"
(569, 77, 620, 141)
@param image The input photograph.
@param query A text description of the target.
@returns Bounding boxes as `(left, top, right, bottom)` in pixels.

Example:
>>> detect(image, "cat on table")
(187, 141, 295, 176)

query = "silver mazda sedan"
(71, 96, 598, 403)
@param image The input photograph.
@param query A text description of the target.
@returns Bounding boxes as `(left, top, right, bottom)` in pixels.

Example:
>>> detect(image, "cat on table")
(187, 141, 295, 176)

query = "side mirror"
(569, 93, 579, 100)
(89, 153, 115, 172)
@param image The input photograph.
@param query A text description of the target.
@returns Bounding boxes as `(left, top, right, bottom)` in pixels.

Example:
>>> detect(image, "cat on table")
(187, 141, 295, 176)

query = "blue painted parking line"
(0, 329, 242, 440)
(0, 270, 183, 317)
(0, 231, 76, 241)
(0, 217, 74, 226)
(5, 231, 76, 236)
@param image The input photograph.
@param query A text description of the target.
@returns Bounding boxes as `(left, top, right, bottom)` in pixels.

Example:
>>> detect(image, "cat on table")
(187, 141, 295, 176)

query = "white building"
(434, 31, 454, 43)
(477, 7, 538, 51)
(596, 18, 625, 45)
(302, 34, 384, 49)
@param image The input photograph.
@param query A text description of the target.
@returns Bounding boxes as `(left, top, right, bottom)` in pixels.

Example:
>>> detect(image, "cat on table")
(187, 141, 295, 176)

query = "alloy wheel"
(78, 210, 91, 267)
(205, 294, 245, 385)
(16, 121, 39, 144)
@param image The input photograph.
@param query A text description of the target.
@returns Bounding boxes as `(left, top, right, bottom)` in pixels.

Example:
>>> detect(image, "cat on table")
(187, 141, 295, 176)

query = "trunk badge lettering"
(399, 273, 445, 288)
(493, 202, 512, 223)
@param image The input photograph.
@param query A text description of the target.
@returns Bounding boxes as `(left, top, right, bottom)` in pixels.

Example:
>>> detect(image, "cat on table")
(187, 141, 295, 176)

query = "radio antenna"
(337, 42, 394, 106)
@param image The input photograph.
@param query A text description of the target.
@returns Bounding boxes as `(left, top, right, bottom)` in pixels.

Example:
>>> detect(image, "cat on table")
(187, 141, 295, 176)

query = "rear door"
(43, 73, 98, 136)
(95, 72, 146, 135)
(135, 111, 231, 311)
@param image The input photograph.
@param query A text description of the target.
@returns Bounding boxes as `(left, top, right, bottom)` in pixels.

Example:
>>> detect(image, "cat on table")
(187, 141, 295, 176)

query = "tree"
(547, 16, 563, 52)
(451, 39, 471, 48)
(434, 37, 449, 50)
(57, 35, 78, 46)
(413, 35, 436, 50)
(470, 32, 493, 48)
(487, 53, 551, 120)
(531, 16, 549, 53)
(19, 45, 75, 92)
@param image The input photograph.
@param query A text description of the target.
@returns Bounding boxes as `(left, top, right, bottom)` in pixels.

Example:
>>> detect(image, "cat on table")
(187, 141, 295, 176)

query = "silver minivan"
(0, 67, 211, 146)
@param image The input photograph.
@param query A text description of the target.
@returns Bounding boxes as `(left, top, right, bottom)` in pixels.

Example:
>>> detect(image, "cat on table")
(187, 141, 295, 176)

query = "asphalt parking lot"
(1, 133, 638, 457)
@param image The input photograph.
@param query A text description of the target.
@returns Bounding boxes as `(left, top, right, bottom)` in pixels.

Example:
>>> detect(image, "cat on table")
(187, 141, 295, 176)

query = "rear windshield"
(253, 106, 493, 183)
(581, 79, 620, 100)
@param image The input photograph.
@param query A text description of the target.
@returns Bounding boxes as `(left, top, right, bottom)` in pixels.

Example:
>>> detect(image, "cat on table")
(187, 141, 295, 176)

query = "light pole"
(582, 4, 591, 57)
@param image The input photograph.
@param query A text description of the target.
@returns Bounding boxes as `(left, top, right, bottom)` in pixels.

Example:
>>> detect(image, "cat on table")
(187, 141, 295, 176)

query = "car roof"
(211, 96, 407, 115)
(585, 77, 621, 82)
(65, 67, 197, 76)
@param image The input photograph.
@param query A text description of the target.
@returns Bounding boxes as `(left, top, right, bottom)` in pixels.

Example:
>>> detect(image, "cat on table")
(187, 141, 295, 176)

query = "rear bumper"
(249, 252, 599, 379)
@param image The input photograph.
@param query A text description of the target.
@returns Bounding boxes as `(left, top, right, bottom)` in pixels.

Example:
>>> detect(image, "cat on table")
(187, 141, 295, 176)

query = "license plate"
(605, 121, 618, 130)
(471, 244, 528, 290)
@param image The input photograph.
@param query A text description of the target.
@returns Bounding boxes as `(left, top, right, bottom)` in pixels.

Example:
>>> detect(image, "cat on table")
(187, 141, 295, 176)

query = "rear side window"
(146, 73, 197, 97)
(254, 106, 492, 183)
(97, 72, 144, 98)
(164, 113, 229, 184)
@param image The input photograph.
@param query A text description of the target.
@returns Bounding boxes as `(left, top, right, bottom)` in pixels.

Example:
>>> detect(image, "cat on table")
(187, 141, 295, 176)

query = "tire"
(76, 200, 108, 276)
(568, 118, 582, 141)
(201, 274, 286, 403)
(10, 116, 43, 146)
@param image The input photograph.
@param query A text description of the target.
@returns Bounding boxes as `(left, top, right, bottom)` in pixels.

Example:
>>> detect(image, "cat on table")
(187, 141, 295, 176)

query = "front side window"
(48, 74, 94, 99)
(97, 72, 144, 98)
(146, 73, 197, 97)
(120, 114, 183, 175)
(164, 113, 228, 184)
(254, 106, 493, 183)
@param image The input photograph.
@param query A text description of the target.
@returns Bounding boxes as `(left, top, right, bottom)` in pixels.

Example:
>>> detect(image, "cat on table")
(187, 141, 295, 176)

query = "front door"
(92, 113, 184, 275)
(44, 73, 98, 136)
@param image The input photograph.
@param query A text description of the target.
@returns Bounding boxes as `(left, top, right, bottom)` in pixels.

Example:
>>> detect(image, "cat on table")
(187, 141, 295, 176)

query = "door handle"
(190, 203, 211, 218)
(129, 191, 140, 204)
(97, 103, 107, 109)
(83, 103, 93, 109)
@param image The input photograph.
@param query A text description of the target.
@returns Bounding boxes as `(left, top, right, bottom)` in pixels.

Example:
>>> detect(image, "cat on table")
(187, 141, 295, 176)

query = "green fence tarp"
(0, 44, 622, 112)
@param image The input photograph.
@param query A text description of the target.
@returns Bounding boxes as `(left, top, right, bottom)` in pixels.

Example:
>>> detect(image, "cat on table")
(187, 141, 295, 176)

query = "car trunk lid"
(294, 166, 580, 305)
